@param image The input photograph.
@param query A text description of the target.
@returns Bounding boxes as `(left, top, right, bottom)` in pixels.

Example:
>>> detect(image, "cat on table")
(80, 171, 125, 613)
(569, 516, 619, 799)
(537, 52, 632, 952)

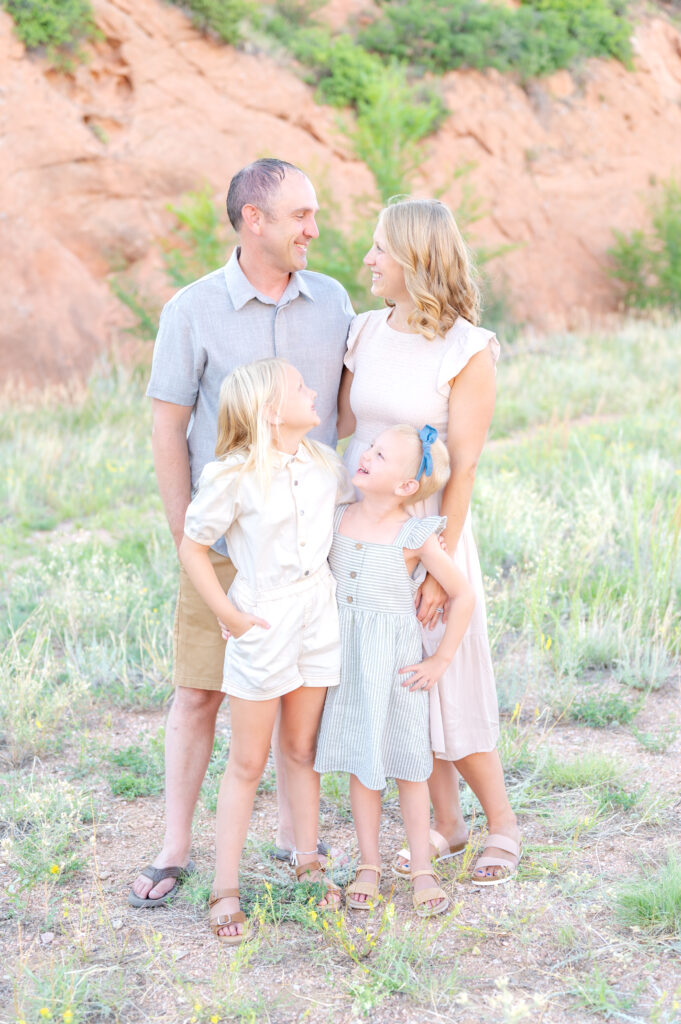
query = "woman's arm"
(179, 536, 269, 638)
(400, 535, 475, 690)
(440, 344, 497, 552)
(414, 343, 497, 627)
(337, 367, 356, 441)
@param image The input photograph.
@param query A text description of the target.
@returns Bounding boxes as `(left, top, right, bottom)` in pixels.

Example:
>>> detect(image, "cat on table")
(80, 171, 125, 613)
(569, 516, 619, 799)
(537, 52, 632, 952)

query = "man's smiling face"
(257, 171, 320, 274)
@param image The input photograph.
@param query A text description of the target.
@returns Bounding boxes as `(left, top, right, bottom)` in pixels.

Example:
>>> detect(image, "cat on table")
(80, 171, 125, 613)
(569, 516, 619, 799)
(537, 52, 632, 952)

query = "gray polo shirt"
(146, 248, 354, 496)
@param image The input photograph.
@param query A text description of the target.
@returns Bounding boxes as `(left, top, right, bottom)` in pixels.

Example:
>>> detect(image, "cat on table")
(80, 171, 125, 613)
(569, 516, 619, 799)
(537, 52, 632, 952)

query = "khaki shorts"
(173, 549, 237, 691)
(224, 564, 340, 701)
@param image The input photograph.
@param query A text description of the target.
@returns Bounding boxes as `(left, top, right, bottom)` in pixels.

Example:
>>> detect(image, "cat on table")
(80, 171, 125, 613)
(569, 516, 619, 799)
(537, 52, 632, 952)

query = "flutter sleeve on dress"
(436, 322, 500, 398)
(343, 310, 374, 372)
(183, 459, 241, 547)
(399, 515, 448, 550)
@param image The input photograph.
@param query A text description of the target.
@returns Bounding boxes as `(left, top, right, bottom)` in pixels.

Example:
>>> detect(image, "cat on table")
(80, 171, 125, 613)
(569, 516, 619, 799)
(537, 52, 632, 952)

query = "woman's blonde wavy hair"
(214, 357, 339, 492)
(378, 197, 480, 340)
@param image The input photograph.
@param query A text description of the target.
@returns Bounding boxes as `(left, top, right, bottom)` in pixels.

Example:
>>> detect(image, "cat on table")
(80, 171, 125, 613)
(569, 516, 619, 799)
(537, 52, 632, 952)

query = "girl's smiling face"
(354, 429, 418, 496)
(364, 225, 410, 304)
(277, 363, 319, 432)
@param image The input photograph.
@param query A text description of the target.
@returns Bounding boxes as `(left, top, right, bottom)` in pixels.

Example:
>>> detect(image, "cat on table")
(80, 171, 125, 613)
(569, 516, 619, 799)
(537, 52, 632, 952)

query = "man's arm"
(151, 398, 193, 553)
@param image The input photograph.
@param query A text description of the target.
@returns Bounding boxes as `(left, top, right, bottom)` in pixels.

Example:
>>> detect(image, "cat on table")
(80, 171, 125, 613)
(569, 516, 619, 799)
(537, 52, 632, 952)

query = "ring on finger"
(435, 606, 445, 614)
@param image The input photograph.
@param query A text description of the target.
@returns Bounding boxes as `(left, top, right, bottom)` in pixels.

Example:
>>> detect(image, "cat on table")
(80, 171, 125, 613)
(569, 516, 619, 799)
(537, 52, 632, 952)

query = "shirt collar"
(274, 443, 311, 468)
(224, 247, 314, 311)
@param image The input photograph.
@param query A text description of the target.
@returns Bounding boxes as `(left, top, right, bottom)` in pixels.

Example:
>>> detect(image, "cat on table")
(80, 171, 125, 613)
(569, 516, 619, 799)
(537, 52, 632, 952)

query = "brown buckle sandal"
(346, 863, 381, 910)
(410, 869, 450, 918)
(209, 887, 248, 945)
(294, 859, 342, 909)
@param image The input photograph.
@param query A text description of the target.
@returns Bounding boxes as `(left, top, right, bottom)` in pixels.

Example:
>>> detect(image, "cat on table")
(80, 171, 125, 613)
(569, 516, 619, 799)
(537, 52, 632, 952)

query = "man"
(129, 158, 353, 906)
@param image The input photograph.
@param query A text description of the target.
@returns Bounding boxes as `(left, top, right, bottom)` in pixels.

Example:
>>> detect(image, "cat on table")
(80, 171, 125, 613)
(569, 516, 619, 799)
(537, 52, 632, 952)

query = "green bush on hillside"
(609, 178, 681, 313)
(359, 0, 633, 78)
(169, 0, 254, 44)
(2, 0, 96, 65)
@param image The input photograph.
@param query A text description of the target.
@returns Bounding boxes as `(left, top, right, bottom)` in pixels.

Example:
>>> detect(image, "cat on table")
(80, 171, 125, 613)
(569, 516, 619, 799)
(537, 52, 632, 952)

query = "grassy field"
(1, 319, 680, 1023)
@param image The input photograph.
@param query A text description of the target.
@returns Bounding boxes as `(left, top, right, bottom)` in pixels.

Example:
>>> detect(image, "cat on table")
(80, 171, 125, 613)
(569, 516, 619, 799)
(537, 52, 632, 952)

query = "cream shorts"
(223, 564, 340, 701)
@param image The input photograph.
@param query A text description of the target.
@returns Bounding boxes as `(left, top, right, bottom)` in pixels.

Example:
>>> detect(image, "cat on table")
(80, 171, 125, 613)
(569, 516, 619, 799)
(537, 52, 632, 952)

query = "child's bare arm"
(399, 535, 475, 691)
(179, 536, 270, 638)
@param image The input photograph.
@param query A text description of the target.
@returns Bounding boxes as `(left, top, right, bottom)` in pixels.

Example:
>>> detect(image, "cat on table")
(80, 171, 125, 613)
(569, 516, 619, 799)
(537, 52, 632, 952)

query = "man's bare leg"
(131, 686, 224, 901)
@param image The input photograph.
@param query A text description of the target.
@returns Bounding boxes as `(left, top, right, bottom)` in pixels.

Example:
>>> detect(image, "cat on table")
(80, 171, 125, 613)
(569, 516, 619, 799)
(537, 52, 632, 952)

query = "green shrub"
(609, 178, 681, 313)
(616, 851, 681, 934)
(2, 0, 96, 66)
(162, 184, 230, 289)
(169, 0, 255, 44)
(359, 0, 633, 79)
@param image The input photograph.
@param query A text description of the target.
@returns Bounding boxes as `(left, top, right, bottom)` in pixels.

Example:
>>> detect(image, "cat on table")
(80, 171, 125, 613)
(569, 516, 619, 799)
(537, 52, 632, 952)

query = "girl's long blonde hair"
(379, 198, 480, 340)
(214, 358, 339, 491)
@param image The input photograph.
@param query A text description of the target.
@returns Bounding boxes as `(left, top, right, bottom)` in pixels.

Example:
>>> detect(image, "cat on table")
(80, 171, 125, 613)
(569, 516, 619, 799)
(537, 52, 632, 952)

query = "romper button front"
(355, 543, 362, 550)
(347, 596, 353, 603)
(350, 571, 357, 578)
(304, 570, 309, 576)
(300, 541, 306, 547)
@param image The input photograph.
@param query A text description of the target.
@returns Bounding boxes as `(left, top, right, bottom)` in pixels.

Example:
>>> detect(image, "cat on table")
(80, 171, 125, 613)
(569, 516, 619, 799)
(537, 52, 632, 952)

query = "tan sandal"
(411, 869, 449, 918)
(393, 828, 467, 877)
(471, 833, 522, 887)
(209, 887, 248, 946)
(294, 858, 342, 909)
(346, 864, 381, 910)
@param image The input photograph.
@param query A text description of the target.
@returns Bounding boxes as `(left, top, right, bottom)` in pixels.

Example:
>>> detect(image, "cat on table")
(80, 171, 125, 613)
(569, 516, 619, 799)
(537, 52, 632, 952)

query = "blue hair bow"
(416, 425, 438, 480)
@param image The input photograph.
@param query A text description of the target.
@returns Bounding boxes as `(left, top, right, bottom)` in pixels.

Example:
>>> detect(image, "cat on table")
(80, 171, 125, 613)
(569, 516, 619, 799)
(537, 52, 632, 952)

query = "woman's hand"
(228, 611, 270, 639)
(415, 573, 449, 630)
(399, 654, 448, 691)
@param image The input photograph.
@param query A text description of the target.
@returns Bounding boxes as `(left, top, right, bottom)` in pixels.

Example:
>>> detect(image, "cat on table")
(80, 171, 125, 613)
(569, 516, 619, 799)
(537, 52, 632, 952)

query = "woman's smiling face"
(364, 225, 410, 304)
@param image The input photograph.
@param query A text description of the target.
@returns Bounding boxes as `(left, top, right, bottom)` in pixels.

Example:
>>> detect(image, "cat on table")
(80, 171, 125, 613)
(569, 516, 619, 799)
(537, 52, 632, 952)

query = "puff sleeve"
(436, 322, 499, 397)
(183, 459, 242, 546)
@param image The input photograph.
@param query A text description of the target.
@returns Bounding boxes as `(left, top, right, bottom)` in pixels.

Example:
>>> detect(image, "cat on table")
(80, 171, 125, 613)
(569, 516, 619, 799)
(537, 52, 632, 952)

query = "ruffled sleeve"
(436, 319, 499, 397)
(183, 458, 243, 546)
(343, 310, 374, 372)
(397, 515, 447, 550)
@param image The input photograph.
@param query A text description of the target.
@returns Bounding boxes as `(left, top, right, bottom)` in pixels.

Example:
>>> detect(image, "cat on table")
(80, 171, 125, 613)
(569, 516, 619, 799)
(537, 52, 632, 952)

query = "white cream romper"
(184, 443, 355, 701)
(343, 308, 501, 760)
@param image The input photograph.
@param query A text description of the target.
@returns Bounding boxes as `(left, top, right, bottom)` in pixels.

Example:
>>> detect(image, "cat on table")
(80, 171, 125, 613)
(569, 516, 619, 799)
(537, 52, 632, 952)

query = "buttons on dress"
(350, 571, 357, 578)
(347, 596, 353, 603)
(300, 541, 306, 547)
(304, 570, 310, 576)
(355, 543, 362, 550)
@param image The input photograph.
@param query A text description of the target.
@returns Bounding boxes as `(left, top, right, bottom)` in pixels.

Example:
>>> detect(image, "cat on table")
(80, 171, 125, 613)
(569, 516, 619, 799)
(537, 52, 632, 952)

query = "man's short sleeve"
(146, 298, 204, 406)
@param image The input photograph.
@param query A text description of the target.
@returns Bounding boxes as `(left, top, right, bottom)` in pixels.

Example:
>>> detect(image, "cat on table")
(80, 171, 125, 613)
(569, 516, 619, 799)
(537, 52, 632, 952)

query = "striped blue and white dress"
(314, 504, 446, 791)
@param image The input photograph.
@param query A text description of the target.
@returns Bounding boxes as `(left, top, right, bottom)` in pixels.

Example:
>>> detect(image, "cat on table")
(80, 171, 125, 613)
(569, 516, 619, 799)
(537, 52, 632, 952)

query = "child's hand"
(399, 655, 447, 691)
(229, 611, 270, 638)
(218, 618, 232, 641)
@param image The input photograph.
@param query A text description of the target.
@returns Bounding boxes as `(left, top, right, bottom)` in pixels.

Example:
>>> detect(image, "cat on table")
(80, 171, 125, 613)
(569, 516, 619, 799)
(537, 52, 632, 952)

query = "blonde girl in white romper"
(338, 198, 522, 885)
(181, 357, 354, 943)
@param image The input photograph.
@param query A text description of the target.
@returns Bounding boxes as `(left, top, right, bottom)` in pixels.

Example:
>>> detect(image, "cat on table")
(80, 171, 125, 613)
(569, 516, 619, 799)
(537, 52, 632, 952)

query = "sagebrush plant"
(609, 177, 681, 313)
(2, 0, 97, 66)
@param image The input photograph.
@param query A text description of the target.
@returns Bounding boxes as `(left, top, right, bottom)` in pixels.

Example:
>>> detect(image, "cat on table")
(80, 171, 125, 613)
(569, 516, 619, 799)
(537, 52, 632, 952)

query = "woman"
(337, 198, 521, 885)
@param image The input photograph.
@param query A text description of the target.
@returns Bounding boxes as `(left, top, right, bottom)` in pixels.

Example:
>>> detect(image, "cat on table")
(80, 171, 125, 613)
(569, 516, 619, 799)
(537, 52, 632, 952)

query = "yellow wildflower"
(63, 1011, 74, 1023)
(49, 864, 60, 875)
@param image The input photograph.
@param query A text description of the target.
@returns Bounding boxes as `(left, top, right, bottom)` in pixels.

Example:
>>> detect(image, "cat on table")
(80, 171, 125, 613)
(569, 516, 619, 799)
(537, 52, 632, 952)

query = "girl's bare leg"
(393, 756, 467, 872)
(278, 686, 338, 906)
(397, 778, 443, 909)
(454, 750, 520, 880)
(349, 774, 382, 903)
(213, 694, 279, 937)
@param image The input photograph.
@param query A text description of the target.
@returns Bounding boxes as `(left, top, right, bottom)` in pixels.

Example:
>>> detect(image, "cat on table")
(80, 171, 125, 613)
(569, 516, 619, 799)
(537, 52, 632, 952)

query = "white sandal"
(392, 828, 467, 877)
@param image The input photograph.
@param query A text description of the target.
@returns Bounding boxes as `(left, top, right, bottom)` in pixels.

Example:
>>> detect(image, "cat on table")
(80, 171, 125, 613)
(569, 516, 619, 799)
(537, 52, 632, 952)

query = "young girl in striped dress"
(314, 424, 474, 917)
